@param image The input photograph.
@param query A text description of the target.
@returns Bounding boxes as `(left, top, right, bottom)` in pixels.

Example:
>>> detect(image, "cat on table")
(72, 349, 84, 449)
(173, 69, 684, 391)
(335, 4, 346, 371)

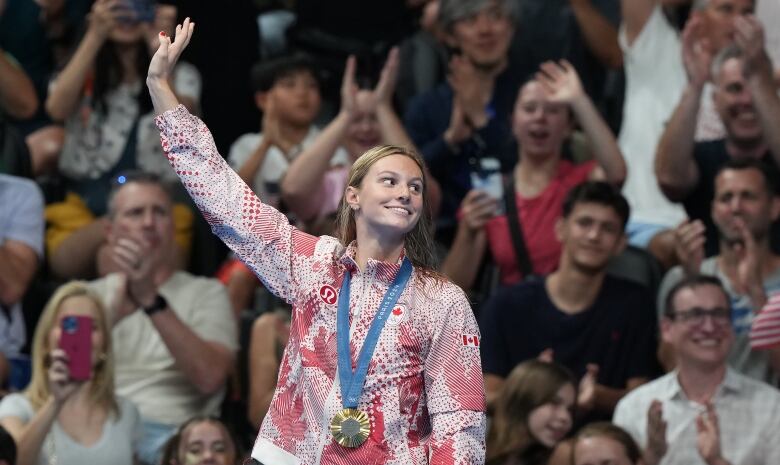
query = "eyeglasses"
(668, 307, 731, 326)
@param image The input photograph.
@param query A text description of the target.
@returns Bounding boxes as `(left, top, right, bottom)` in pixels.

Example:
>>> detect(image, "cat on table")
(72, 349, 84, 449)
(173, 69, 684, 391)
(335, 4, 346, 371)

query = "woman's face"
(526, 383, 575, 448)
(48, 295, 106, 367)
(574, 436, 635, 465)
(177, 421, 235, 465)
(512, 80, 571, 160)
(344, 91, 382, 159)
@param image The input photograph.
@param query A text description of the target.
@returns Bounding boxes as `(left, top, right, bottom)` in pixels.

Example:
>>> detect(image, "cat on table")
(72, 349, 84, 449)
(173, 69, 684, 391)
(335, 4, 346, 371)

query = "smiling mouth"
(385, 206, 411, 216)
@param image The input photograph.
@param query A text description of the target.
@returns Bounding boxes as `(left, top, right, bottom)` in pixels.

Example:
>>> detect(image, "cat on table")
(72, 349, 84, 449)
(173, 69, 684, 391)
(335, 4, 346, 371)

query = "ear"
(345, 185, 360, 211)
(255, 91, 269, 111)
(660, 317, 675, 345)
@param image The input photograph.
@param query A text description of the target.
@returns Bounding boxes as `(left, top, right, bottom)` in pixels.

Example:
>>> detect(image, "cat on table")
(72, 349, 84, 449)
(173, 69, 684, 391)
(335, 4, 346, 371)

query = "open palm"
(537, 60, 584, 105)
(147, 17, 194, 83)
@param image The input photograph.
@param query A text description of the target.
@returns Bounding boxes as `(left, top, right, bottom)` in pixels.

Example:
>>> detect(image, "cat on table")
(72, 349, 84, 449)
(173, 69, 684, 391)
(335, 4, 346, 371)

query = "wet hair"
(106, 170, 174, 218)
(251, 53, 320, 93)
(663, 274, 730, 317)
(486, 360, 577, 463)
(161, 416, 238, 465)
(335, 145, 439, 273)
(715, 157, 779, 196)
(562, 181, 631, 230)
(573, 422, 641, 464)
(438, 0, 519, 33)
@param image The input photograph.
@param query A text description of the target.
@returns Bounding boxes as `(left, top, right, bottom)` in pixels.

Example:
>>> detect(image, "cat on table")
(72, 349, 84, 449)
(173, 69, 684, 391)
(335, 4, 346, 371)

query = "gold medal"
(330, 408, 370, 448)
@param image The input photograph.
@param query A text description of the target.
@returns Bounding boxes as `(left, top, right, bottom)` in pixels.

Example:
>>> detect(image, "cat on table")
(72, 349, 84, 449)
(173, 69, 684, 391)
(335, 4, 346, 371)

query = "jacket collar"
(338, 241, 408, 285)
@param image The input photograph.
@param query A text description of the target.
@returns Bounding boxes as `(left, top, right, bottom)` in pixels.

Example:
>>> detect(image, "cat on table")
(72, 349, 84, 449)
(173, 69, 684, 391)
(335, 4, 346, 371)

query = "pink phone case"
(59, 316, 92, 381)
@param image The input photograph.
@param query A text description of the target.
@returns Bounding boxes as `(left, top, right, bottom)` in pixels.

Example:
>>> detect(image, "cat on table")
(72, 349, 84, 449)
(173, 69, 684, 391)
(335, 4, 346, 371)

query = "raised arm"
(736, 16, 780, 167)
(148, 19, 319, 302)
(45, 0, 125, 121)
(441, 190, 496, 290)
(537, 60, 627, 186)
(655, 16, 709, 201)
(0, 52, 37, 119)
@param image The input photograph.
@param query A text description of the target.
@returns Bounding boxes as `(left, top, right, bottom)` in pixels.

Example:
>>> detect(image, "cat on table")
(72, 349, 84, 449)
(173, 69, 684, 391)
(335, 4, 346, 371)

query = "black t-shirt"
(479, 275, 659, 390)
(684, 140, 780, 256)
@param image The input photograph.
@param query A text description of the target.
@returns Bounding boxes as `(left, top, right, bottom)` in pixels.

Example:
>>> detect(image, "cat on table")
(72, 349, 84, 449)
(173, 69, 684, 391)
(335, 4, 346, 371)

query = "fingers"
(342, 55, 357, 91)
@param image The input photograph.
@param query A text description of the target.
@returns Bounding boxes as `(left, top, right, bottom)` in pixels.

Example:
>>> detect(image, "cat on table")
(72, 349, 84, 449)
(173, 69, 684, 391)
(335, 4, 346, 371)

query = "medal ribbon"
(337, 258, 413, 408)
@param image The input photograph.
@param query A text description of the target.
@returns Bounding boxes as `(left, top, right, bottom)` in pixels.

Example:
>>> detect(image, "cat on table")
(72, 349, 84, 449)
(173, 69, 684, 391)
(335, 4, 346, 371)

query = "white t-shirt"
(0, 394, 141, 465)
(89, 272, 238, 425)
(758, 0, 780, 68)
(227, 127, 349, 209)
(618, 5, 689, 226)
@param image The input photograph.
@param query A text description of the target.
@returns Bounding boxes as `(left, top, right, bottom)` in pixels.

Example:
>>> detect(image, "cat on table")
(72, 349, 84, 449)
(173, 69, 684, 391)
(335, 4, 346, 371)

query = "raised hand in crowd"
(445, 54, 495, 143)
(537, 59, 586, 107)
(681, 14, 713, 89)
(577, 363, 599, 413)
(731, 217, 767, 309)
(147, 17, 194, 113)
(644, 400, 667, 465)
(696, 403, 731, 465)
(47, 349, 83, 405)
(674, 219, 706, 277)
(459, 190, 500, 231)
(734, 15, 772, 80)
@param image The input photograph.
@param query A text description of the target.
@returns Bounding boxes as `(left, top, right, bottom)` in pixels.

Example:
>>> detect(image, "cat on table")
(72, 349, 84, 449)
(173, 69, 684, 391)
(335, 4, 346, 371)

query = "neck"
(473, 57, 507, 80)
(114, 43, 139, 84)
(514, 155, 560, 195)
(354, 226, 405, 271)
(676, 362, 727, 403)
(725, 138, 767, 159)
(546, 264, 605, 314)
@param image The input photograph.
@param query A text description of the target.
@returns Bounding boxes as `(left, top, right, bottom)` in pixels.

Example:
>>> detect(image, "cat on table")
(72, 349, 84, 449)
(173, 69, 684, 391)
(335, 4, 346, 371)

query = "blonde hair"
(25, 281, 119, 416)
(335, 145, 440, 274)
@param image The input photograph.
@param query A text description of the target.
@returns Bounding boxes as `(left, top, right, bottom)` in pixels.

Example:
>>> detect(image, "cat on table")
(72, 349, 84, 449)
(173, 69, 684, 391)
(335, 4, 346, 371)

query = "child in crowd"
(572, 422, 642, 465)
(160, 416, 238, 465)
(486, 360, 576, 465)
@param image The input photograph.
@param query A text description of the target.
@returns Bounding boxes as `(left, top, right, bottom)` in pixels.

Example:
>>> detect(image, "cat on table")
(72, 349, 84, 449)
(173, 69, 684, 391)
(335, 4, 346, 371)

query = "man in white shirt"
(614, 275, 780, 465)
(89, 172, 237, 465)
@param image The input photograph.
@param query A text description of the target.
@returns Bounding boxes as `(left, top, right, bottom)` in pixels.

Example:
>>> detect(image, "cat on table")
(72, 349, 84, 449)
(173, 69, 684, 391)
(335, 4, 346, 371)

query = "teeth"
(388, 207, 409, 215)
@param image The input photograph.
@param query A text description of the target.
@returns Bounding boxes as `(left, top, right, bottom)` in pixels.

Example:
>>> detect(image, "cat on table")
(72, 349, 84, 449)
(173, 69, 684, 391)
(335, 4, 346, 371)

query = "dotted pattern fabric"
(155, 106, 486, 465)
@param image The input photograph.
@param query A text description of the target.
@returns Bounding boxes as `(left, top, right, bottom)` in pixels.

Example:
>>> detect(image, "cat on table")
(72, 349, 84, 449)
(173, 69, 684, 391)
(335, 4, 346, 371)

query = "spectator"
(657, 159, 780, 382)
(442, 63, 625, 290)
(403, 0, 520, 243)
(160, 416, 238, 465)
(0, 51, 37, 122)
(219, 53, 331, 313)
(44, 0, 201, 279)
(572, 422, 642, 465)
(655, 17, 780, 256)
(87, 173, 237, 465)
(0, 174, 44, 387)
(247, 308, 290, 429)
(0, 425, 14, 465)
(479, 182, 656, 421)
(0, 281, 141, 465)
(486, 360, 576, 465)
(614, 274, 780, 465)
(281, 47, 441, 234)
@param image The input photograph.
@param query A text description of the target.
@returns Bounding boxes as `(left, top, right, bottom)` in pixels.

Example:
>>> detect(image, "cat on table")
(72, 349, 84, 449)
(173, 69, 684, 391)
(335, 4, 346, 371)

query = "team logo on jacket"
(462, 334, 480, 347)
(387, 304, 407, 326)
(319, 285, 338, 305)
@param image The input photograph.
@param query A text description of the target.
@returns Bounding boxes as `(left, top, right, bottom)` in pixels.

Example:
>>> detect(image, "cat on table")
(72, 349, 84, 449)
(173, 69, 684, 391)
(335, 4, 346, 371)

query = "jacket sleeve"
(154, 105, 322, 303)
(424, 285, 487, 465)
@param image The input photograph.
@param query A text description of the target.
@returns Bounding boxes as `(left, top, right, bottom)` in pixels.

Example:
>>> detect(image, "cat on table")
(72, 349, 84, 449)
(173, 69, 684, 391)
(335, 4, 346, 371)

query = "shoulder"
(0, 393, 33, 419)
(116, 396, 141, 423)
(489, 279, 545, 308)
(0, 174, 43, 207)
(602, 275, 653, 301)
(617, 372, 673, 411)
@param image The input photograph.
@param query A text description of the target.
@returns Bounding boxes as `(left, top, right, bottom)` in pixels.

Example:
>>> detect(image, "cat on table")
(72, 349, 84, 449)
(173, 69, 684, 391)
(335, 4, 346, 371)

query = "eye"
(381, 177, 395, 186)
(409, 183, 422, 193)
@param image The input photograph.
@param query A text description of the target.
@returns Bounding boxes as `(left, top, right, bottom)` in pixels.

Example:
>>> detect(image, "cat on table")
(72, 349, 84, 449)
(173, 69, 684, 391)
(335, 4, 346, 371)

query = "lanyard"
(337, 258, 413, 408)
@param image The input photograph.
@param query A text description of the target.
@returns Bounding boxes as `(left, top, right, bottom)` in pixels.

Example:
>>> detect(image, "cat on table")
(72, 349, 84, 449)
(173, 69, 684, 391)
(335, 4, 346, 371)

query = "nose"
(396, 184, 411, 202)
(141, 209, 155, 228)
(556, 405, 572, 425)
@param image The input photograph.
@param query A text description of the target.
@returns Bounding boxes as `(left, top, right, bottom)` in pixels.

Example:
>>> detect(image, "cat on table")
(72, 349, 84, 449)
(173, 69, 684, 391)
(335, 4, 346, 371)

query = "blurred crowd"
(1, 0, 780, 464)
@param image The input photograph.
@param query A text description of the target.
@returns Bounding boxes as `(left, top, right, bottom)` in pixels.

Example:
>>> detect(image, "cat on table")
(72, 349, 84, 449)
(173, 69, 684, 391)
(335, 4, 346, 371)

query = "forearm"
(17, 398, 59, 465)
(0, 248, 35, 307)
(748, 72, 780, 164)
(148, 78, 180, 116)
(149, 309, 233, 394)
(571, 96, 626, 185)
(49, 219, 106, 280)
(655, 84, 703, 200)
(248, 361, 277, 428)
(45, 29, 103, 121)
(236, 140, 272, 186)
(570, 0, 623, 68)
(441, 225, 486, 290)
(0, 52, 38, 119)
(281, 112, 349, 211)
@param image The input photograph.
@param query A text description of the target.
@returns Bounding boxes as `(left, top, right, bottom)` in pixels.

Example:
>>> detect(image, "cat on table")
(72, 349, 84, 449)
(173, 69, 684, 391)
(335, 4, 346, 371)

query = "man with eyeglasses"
(614, 275, 780, 465)
(656, 158, 780, 384)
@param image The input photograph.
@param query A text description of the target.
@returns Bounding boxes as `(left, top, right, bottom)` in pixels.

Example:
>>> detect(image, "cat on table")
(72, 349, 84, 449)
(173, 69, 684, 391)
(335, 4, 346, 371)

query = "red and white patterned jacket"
(155, 106, 486, 465)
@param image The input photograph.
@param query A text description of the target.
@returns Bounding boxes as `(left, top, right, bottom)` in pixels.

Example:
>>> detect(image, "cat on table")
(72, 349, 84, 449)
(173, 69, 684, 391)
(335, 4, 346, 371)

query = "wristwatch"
(142, 294, 169, 316)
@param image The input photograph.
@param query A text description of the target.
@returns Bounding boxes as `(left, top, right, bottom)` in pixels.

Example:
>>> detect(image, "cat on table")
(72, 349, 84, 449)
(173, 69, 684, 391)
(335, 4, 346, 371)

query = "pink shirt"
(155, 106, 486, 465)
(484, 160, 595, 285)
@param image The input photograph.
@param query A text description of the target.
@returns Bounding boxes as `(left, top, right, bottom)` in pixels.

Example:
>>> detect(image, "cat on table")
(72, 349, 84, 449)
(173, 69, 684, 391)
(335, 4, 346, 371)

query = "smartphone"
(59, 316, 93, 381)
(470, 157, 504, 215)
(117, 0, 155, 24)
